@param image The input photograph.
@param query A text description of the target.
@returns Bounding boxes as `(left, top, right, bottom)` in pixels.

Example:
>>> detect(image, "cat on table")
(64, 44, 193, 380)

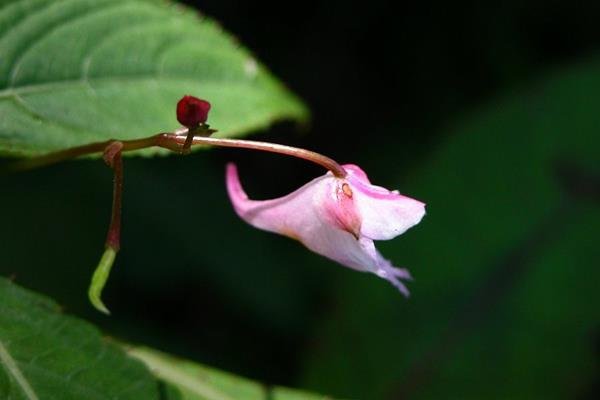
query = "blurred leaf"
(0, 276, 160, 399)
(127, 346, 335, 400)
(0, 0, 307, 157)
(301, 63, 600, 398)
(0, 276, 338, 399)
(129, 346, 262, 400)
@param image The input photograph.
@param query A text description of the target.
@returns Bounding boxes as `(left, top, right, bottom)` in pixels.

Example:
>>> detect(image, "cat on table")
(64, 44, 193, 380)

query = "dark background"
(2, 1, 599, 399)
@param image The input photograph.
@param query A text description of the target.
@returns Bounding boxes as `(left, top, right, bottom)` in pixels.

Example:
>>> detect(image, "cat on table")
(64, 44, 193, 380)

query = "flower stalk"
(8, 129, 346, 178)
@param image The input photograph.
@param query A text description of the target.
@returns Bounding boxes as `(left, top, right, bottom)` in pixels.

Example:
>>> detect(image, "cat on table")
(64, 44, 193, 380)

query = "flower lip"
(339, 164, 426, 241)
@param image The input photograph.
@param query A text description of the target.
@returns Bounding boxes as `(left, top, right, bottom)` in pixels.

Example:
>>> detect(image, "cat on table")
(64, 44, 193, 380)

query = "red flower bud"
(176, 95, 211, 128)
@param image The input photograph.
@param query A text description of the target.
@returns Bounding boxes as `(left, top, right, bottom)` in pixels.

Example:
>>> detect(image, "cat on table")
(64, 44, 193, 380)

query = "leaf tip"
(89, 294, 111, 315)
(88, 247, 117, 315)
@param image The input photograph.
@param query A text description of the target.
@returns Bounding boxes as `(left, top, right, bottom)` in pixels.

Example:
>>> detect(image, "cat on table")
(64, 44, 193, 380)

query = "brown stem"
(181, 129, 195, 155)
(6, 133, 181, 171)
(182, 135, 347, 178)
(6, 129, 347, 178)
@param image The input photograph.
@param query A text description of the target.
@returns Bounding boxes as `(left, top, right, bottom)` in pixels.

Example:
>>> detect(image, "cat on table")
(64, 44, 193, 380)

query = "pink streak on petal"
(323, 182, 362, 238)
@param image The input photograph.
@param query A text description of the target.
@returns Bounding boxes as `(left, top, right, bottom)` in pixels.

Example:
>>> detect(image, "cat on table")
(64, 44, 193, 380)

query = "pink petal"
(344, 164, 426, 241)
(226, 162, 335, 240)
(225, 163, 416, 296)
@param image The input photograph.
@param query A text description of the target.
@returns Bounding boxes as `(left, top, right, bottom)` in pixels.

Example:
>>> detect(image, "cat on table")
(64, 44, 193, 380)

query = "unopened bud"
(176, 95, 211, 128)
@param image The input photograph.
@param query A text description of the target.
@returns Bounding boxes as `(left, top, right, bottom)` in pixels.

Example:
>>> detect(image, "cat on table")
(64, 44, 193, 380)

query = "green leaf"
(0, 276, 337, 399)
(0, 0, 307, 157)
(300, 63, 600, 398)
(0, 276, 161, 399)
(127, 346, 336, 400)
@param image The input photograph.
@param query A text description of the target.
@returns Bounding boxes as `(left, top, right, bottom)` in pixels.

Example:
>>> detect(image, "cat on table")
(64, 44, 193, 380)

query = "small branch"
(6, 129, 347, 177)
(183, 135, 347, 178)
(181, 129, 196, 155)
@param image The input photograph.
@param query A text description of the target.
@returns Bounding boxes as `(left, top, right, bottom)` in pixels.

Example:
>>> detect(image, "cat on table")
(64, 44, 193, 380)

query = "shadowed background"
(1, 0, 599, 398)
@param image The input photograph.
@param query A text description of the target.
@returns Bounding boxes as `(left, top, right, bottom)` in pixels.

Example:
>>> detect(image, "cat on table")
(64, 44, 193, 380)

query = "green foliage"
(301, 64, 600, 398)
(0, 277, 336, 399)
(128, 347, 333, 400)
(0, 276, 160, 400)
(0, 0, 307, 157)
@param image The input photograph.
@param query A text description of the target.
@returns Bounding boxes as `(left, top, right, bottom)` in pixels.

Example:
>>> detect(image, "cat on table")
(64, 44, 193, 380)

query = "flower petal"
(226, 162, 333, 240)
(225, 163, 414, 296)
(344, 164, 426, 240)
(306, 226, 413, 296)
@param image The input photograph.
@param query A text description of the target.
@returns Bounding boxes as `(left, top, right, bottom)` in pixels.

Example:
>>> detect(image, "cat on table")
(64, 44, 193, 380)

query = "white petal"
(345, 164, 426, 240)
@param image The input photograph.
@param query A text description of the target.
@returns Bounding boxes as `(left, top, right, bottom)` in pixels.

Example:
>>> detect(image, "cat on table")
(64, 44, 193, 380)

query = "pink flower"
(226, 163, 426, 296)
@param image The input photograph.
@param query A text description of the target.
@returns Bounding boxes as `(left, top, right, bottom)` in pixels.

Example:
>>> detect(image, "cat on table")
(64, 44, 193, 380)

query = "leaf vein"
(7, 0, 121, 87)
(0, 0, 58, 40)
(0, 338, 39, 400)
(81, 19, 176, 84)
(10, 92, 110, 139)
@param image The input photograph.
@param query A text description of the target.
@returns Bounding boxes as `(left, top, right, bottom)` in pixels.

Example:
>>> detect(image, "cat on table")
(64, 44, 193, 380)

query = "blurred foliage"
(1, 0, 600, 399)
(300, 64, 600, 399)
(0, 277, 336, 399)
(128, 346, 333, 400)
(0, 276, 160, 399)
